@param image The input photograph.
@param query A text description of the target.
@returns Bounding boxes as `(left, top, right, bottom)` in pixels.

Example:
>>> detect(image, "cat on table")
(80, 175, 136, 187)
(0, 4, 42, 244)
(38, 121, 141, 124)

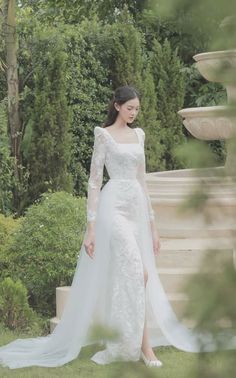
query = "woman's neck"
(112, 117, 128, 129)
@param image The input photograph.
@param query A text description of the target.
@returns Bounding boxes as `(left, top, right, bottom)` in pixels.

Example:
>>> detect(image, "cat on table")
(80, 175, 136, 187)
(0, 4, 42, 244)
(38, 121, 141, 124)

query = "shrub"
(0, 277, 39, 331)
(0, 214, 21, 274)
(0, 214, 20, 246)
(4, 191, 86, 316)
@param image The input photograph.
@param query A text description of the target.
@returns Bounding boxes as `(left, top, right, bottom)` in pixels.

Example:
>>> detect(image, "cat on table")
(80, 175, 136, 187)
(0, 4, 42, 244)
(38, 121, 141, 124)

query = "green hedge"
(0, 214, 21, 275)
(2, 191, 86, 317)
(0, 277, 40, 332)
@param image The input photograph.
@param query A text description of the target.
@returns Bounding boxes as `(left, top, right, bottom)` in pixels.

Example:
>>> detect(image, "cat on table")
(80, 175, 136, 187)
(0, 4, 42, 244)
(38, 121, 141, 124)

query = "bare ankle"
(141, 345, 152, 353)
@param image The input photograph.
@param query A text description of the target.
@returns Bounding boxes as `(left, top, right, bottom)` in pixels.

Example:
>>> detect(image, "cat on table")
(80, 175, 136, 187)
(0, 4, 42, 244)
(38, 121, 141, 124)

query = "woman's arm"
(86, 127, 106, 231)
(136, 128, 161, 254)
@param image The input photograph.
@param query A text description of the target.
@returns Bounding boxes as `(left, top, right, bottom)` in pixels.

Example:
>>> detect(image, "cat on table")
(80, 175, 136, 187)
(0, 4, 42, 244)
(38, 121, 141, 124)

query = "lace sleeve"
(87, 126, 106, 225)
(136, 128, 155, 225)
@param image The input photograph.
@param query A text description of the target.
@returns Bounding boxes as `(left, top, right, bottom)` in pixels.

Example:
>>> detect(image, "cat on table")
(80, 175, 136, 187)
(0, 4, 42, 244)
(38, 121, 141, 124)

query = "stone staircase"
(146, 168, 235, 326)
(50, 236, 234, 332)
(50, 168, 235, 332)
(156, 237, 234, 325)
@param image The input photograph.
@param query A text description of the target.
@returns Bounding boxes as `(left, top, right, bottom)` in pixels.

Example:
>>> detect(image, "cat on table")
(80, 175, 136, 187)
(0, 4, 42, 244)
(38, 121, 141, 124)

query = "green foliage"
(61, 13, 145, 195)
(62, 20, 111, 196)
(26, 29, 73, 204)
(3, 191, 86, 316)
(20, 0, 147, 25)
(139, 7, 209, 65)
(151, 39, 186, 170)
(137, 65, 163, 171)
(0, 214, 21, 280)
(176, 136, 236, 377)
(0, 277, 39, 331)
(184, 252, 236, 336)
(182, 64, 227, 165)
(0, 213, 20, 250)
(182, 250, 236, 378)
(175, 140, 222, 170)
(182, 64, 227, 109)
(0, 214, 21, 276)
(152, 0, 236, 51)
(1, 0, 228, 215)
(103, 8, 144, 89)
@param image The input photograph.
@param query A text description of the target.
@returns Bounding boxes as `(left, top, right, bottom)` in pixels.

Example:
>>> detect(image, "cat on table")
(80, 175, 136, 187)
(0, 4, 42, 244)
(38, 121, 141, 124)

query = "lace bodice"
(87, 126, 155, 225)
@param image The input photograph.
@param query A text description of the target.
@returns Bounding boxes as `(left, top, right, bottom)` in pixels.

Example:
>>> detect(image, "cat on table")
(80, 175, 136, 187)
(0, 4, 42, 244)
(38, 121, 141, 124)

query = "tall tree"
(137, 64, 163, 171)
(27, 30, 72, 204)
(151, 38, 186, 170)
(1, 0, 23, 210)
(60, 21, 111, 196)
(103, 7, 144, 89)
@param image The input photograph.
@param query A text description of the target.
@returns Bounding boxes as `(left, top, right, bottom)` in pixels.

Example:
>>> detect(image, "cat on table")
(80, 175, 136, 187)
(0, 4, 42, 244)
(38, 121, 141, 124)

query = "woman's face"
(115, 97, 140, 124)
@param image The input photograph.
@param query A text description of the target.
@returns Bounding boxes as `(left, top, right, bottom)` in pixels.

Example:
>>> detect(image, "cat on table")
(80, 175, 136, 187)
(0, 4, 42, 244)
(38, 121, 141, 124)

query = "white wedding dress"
(0, 126, 235, 369)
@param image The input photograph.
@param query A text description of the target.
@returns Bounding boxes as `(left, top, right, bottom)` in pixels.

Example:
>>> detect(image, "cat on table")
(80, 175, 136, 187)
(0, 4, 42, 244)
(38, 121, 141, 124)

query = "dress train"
(0, 126, 235, 369)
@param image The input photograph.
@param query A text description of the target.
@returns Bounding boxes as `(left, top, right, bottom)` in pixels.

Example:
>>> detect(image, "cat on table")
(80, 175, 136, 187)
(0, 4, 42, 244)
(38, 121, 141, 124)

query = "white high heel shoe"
(141, 350, 163, 367)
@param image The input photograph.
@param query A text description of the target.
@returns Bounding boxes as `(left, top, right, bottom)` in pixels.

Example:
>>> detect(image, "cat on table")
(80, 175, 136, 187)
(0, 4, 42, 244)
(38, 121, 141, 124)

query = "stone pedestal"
(50, 286, 70, 333)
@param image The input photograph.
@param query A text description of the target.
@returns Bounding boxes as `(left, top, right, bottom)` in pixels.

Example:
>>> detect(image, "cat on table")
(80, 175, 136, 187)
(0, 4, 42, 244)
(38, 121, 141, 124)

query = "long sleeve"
(87, 127, 106, 225)
(136, 128, 156, 225)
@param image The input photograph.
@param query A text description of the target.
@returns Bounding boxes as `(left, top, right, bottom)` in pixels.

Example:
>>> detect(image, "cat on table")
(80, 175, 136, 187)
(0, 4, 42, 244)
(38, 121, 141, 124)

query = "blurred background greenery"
(1, 0, 232, 216)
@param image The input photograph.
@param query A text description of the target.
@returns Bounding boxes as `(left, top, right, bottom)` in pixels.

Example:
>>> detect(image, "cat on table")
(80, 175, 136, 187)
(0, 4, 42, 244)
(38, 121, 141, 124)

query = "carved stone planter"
(178, 106, 236, 140)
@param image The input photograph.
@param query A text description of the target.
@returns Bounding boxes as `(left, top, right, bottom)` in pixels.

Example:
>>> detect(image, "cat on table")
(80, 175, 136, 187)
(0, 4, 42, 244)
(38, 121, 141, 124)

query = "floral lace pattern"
(87, 126, 155, 225)
(87, 126, 154, 364)
(87, 128, 107, 223)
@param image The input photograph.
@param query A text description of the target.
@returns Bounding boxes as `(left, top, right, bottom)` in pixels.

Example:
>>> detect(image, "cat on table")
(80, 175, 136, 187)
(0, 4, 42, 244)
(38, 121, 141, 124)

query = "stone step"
(155, 194, 236, 205)
(167, 293, 190, 319)
(158, 267, 200, 274)
(166, 293, 232, 328)
(50, 317, 59, 333)
(158, 227, 235, 238)
(150, 191, 236, 200)
(160, 237, 233, 250)
(148, 181, 235, 189)
(156, 250, 205, 268)
(50, 290, 231, 333)
(49, 294, 195, 332)
(155, 238, 233, 268)
(49, 234, 235, 333)
(157, 268, 199, 294)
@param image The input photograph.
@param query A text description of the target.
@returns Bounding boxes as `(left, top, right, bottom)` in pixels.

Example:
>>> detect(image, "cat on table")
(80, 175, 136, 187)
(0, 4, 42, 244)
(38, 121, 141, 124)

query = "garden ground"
(0, 327, 230, 378)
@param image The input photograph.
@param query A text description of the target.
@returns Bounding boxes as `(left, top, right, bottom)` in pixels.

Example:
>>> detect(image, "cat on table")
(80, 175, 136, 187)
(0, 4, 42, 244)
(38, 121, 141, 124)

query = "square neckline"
(102, 127, 140, 145)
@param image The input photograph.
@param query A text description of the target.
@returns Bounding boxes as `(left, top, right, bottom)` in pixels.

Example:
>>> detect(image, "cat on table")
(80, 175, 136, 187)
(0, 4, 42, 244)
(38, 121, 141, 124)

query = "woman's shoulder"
(135, 127, 145, 137)
(94, 126, 104, 133)
(94, 126, 106, 137)
(94, 127, 107, 144)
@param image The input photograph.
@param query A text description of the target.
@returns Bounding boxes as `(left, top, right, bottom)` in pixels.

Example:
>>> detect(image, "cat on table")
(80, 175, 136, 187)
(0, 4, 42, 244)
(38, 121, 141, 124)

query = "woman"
(83, 85, 163, 367)
(0, 85, 234, 369)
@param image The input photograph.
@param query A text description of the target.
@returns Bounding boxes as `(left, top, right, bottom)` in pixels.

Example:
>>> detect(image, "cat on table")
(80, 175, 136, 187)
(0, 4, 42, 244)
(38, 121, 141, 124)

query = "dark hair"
(103, 85, 141, 128)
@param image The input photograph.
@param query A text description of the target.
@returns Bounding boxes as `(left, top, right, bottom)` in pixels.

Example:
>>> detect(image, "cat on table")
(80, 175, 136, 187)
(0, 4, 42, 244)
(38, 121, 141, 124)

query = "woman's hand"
(153, 232, 161, 256)
(84, 229, 95, 259)
(151, 221, 161, 256)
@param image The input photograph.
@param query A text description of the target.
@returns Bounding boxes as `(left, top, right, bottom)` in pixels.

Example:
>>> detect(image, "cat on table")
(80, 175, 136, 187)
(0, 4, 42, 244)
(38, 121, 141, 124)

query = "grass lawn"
(0, 327, 232, 378)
